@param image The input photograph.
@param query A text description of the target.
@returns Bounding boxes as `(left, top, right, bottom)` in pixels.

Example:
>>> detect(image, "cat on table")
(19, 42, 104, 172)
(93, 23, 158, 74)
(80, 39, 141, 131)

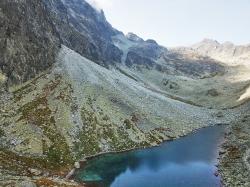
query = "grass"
(72, 96, 152, 158)
(17, 93, 73, 167)
(0, 148, 59, 174)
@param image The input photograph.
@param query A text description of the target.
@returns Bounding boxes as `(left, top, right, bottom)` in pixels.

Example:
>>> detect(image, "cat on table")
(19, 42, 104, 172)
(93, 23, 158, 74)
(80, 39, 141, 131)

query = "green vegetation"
(17, 94, 73, 167)
(72, 96, 151, 159)
(0, 128, 5, 137)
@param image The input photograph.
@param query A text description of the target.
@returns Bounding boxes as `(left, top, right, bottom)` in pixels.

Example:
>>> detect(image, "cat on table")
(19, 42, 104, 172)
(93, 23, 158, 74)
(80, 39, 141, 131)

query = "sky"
(86, 0, 250, 47)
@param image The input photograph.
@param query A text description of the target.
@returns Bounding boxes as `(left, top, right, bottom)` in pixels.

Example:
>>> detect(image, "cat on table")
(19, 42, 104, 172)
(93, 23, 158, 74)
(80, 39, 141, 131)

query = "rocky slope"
(219, 102, 250, 187)
(0, 0, 250, 186)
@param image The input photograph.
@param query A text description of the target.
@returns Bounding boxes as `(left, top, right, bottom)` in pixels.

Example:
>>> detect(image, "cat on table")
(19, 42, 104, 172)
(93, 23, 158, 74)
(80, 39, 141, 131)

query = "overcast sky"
(87, 0, 250, 47)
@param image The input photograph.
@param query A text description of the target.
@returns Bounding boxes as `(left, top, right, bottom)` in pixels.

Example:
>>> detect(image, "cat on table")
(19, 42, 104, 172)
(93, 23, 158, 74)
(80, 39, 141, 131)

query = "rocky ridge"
(174, 38, 250, 66)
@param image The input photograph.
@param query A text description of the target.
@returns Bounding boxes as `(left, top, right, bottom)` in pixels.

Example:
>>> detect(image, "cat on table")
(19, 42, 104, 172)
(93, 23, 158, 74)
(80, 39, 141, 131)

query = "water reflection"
(74, 126, 225, 187)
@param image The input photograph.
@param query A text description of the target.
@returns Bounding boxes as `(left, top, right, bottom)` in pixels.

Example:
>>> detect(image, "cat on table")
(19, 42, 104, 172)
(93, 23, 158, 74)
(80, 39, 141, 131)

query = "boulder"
(74, 161, 80, 169)
(28, 168, 42, 176)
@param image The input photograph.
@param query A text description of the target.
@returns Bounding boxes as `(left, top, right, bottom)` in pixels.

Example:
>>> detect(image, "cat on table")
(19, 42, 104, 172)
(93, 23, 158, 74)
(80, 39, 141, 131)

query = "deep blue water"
(74, 126, 225, 187)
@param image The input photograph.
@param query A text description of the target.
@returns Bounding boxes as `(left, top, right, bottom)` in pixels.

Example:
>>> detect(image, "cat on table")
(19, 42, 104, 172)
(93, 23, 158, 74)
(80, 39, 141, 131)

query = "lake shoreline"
(0, 124, 227, 187)
(73, 125, 227, 187)
(67, 123, 227, 181)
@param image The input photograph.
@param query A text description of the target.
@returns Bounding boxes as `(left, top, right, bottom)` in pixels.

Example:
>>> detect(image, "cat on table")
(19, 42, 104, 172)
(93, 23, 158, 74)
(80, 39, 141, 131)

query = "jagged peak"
(200, 38, 220, 45)
(145, 39, 158, 45)
(222, 41, 234, 46)
(191, 38, 220, 49)
(85, 0, 104, 12)
(126, 32, 144, 42)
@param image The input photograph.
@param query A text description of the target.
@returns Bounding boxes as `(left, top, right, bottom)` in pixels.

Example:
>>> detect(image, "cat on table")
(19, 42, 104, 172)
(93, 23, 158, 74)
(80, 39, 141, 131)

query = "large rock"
(28, 168, 42, 176)
(74, 161, 80, 169)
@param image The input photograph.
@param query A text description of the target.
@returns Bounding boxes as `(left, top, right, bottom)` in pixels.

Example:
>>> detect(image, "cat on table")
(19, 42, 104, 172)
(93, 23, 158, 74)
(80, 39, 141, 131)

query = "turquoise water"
(74, 126, 225, 187)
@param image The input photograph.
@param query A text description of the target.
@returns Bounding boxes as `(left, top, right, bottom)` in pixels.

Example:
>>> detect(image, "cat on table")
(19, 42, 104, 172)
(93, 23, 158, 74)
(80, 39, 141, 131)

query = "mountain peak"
(222, 41, 235, 47)
(126, 32, 144, 42)
(146, 39, 158, 45)
(85, 0, 104, 12)
(191, 38, 220, 50)
(200, 38, 220, 45)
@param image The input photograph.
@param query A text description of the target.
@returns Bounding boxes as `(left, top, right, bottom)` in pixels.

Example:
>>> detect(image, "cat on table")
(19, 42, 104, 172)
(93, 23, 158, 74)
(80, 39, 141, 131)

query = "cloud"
(85, 0, 112, 11)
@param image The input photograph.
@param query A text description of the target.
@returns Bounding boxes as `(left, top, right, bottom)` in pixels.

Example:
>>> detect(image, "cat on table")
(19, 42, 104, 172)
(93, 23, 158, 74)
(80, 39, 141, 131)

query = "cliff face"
(0, 0, 123, 86)
(43, 0, 122, 67)
(0, 0, 60, 86)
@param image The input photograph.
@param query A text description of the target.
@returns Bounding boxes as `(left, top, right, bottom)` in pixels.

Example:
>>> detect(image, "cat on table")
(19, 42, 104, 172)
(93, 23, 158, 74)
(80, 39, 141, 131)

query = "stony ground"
(218, 103, 250, 187)
(0, 175, 81, 187)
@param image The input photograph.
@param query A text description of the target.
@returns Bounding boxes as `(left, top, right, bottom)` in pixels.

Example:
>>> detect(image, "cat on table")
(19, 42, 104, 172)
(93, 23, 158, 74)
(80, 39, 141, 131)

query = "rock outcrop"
(0, 0, 123, 86)
(0, 0, 60, 86)
(43, 0, 123, 67)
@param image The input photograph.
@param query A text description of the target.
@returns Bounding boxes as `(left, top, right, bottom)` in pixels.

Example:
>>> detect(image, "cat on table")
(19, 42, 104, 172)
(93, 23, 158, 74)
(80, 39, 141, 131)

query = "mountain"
(0, 0, 60, 86)
(0, 0, 122, 86)
(180, 38, 250, 66)
(43, 0, 122, 66)
(0, 0, 249, 186)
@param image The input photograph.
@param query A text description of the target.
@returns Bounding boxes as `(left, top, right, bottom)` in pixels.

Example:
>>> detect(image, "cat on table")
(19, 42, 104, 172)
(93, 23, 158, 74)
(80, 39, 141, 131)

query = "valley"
(0, 0, 249, 186)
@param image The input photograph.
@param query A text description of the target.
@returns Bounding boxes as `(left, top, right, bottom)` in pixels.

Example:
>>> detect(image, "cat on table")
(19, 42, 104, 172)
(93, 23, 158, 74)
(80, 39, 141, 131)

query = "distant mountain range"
(174, 38, 250, 66)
